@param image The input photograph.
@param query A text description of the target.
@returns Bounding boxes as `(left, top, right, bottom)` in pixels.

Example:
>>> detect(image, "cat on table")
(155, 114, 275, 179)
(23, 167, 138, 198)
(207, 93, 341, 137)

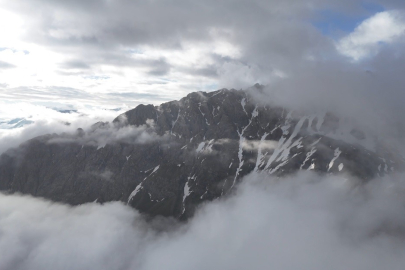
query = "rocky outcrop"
(0, 87, 403, 219)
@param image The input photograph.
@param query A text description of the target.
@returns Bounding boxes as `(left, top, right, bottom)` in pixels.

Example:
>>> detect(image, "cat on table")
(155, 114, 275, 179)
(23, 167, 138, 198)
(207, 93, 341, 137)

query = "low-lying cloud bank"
(2, 172, 405, 270)
(0, 102, 129, 155)
(47, 118, 162, 150)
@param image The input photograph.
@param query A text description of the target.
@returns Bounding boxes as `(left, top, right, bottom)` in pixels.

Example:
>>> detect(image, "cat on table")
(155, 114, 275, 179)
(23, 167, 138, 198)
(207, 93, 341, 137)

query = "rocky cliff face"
(0, 87, 403, 219)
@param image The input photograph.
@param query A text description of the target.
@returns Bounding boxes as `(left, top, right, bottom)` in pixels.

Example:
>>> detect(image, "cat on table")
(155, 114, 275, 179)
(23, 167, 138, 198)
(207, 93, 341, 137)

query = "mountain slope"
(0, 87, 403, 219)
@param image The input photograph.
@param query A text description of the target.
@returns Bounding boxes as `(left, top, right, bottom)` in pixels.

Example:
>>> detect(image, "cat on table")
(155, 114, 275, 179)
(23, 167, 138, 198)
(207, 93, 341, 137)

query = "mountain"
(0, 118, 34, 129)
(0, 87, 403, 219)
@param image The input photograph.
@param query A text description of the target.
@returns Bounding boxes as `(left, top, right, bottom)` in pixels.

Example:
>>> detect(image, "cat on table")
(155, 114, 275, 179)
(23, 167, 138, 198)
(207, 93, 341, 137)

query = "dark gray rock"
(0, 88, 403, 219)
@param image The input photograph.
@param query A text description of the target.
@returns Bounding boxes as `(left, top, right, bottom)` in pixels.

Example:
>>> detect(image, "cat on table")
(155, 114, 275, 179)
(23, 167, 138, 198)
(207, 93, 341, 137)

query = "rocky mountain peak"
(0, 87, 403, 219)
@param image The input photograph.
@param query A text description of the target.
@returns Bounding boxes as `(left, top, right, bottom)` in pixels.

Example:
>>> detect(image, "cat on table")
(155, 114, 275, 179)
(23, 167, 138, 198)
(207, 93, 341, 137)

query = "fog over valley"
(3, 173, 405, 270)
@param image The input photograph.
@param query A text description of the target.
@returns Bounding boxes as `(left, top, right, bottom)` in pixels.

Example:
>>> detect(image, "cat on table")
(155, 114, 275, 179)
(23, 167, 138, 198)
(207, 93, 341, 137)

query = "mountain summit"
(0, 88, 403, 219)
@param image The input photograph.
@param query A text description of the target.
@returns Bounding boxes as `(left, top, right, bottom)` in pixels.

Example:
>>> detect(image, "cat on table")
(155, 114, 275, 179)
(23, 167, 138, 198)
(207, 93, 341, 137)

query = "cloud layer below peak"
(2, 172, 405, 270)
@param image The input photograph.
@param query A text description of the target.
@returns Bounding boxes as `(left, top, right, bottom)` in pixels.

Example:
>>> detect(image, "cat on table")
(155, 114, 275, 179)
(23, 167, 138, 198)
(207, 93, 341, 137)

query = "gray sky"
(1, 0, 405, 111)
(1, 0, 405, 150)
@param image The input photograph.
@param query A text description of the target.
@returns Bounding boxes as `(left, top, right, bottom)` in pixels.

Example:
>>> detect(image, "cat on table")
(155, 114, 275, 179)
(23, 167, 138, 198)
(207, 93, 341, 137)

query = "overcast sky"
(1, 0, 405, 112)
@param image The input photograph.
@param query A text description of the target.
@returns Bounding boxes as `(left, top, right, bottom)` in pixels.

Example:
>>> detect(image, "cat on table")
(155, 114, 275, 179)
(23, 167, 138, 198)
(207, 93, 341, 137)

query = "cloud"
(0, 195, 147, 270)
(60, 60, 91, 69)
(47, 118, 163, 149)
(337, 11, 405, 60)
(2, 172, 405, 270)
(0, 60, 15, 69)
(1, 0, 405, 111)
(146, 58, 171, 76)
(0, 0, 391, 107)
(0, 102, 128, 154)
(245, 49, 405, 153)
(242, 139, 278, 151)
(88, 170, 114, 182)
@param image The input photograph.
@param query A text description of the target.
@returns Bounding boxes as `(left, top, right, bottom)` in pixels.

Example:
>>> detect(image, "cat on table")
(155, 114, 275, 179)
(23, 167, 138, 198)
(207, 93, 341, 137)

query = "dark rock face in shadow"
(0, 88, 403, 219)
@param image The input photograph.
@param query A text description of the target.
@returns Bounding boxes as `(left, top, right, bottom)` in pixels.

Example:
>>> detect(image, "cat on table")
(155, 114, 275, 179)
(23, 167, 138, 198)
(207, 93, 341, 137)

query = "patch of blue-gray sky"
(312, 2, 385, 38)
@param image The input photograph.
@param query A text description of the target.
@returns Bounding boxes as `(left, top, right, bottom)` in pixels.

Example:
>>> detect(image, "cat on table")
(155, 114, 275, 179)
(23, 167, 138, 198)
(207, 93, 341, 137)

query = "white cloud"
(0, 102, 128, 154)
(0, 196, 147, 270)
(2, 1, 405, 110)
(2, 172, 405, 270)
(0, 0, 331, 108)
(0, 8, 24, 46)
(337, 11, 405, 61)
(217, 61, 276, 89)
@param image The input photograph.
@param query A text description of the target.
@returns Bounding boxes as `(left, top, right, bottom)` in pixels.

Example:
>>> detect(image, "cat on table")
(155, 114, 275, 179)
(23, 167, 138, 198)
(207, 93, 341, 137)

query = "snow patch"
(265, 116, 307, 173)
(255, 132, 270, 172)
(183, 182, 191, 203)
(171, 109, 180, 135)
(232, 105, 258, 188)
(241, 98, 247, 115)
(127, 184, 142, 204)
(182, 181, 192, 214)
(196, 142, 206, 153)
(310, 137, 322, 147)
(300, 147, 317, 169)
(151, 165, 160, 174)
(97, 144, 106, 150)
(328, 148, 342, 171)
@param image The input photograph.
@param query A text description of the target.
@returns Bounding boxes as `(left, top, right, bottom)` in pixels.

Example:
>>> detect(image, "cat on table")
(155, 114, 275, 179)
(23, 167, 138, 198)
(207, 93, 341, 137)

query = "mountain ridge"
(0, 87, 403, 219)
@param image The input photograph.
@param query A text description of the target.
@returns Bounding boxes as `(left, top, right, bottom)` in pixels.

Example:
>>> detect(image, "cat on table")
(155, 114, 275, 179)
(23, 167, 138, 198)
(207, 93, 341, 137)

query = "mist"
(247, 54, 405, 153)
(47, 117, 162, 150)
(2, 172, 405, 270)
(0, 103, 129, 154)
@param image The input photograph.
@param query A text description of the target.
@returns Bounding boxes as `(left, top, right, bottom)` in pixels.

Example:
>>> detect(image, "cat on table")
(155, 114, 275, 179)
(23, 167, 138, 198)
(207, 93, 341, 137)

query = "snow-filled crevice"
(255, 132, 270, 172)
(198, 102, 210, 126)
(171, 109, 180, 135)
(327, 148, 341, 171)
(300, 147, 317, 169)
(127, 165, 160, 204)
(231, 105, 258, 188)
(264, 116, 307, 173)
